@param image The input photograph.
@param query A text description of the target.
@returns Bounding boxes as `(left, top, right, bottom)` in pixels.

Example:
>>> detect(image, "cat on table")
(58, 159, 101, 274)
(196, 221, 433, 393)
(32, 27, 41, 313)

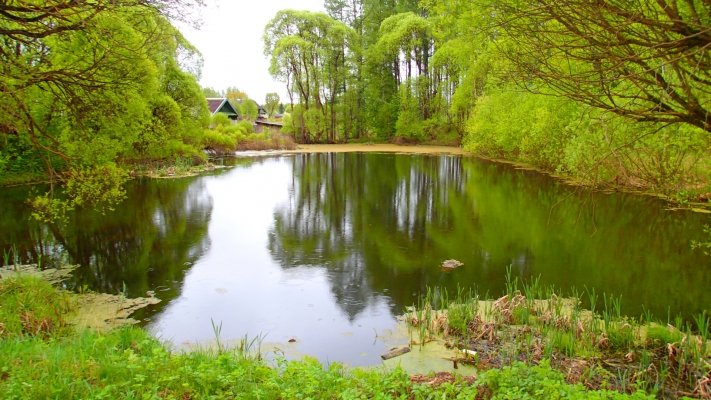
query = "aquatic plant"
(404, 267, 711, 397)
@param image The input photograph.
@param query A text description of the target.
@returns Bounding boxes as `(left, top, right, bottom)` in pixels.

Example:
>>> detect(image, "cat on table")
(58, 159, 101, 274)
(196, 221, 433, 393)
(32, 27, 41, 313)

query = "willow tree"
(369, 12, 434, 140)
(489, 0, 711, 133)
(264, 10, 357, 143)
(0, 0, 208, 220)
(265, 92, 281, 117)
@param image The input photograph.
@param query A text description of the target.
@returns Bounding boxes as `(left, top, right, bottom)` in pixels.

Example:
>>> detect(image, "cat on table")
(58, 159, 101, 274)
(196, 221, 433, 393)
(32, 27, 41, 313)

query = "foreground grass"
(0, 276, 654, 399)
(404, 270, 710, 399)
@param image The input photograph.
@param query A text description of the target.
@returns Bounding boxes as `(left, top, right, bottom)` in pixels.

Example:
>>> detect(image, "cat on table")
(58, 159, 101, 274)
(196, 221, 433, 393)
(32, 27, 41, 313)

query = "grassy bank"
(0, 275, 660, 398)
(404, 269, 710, 399)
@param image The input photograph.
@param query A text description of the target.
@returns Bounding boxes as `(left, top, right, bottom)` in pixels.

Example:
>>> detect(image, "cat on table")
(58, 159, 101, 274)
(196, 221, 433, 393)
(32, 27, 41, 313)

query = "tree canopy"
(0, 0, 209, 219)
(262, 0, 711, 192)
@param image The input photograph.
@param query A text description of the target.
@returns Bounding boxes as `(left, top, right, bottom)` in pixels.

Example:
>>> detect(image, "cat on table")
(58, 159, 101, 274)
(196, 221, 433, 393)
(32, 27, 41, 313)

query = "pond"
(1, 151, 710, 366)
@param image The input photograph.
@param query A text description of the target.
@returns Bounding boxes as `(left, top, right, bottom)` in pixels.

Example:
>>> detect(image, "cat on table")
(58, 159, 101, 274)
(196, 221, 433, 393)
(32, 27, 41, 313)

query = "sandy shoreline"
(276, 143, 466, 155)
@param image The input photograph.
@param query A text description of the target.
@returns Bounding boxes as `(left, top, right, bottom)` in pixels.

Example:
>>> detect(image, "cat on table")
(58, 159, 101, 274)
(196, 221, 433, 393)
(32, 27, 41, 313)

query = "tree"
(490, 0, 711, 132)
(225, 86, 247, 107)
(265, 93, 280, 117)
(0, 0, 208, 220)
(264, 10, 357, 142)
(202, 87, 223, 97)
(239, 99, 259, 120)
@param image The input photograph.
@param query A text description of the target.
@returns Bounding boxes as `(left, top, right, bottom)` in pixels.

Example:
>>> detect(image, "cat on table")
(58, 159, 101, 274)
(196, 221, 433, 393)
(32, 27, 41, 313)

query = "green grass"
(0, 277, 480, 399)
(3, 327, 470, 399)
(404, 267, 710, 397)
(482, 360, 651, 400)
(0, 276, 666, 399)
(0, 276, 73, 339)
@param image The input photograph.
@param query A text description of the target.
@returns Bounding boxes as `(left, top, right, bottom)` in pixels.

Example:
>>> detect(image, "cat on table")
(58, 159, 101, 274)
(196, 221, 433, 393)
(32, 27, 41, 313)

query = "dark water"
(1, 153, 710, 365)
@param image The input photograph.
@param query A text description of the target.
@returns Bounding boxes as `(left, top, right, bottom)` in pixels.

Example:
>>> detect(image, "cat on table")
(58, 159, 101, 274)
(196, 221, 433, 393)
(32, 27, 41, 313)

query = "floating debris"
(381, 346, 411, 360)
(441, 260, 463, 269)
(69, 293, 160, 332)
(459, 349, 477, 357)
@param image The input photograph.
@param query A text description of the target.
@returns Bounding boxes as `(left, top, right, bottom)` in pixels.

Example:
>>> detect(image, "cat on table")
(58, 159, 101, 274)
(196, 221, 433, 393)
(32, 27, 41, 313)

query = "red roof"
(207, 98, 225, 114)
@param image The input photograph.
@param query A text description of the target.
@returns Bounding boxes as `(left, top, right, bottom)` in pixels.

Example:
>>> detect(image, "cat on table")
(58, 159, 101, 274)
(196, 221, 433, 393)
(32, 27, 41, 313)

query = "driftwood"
(381, 346, 411, 360)
(441, 259, 463, 269)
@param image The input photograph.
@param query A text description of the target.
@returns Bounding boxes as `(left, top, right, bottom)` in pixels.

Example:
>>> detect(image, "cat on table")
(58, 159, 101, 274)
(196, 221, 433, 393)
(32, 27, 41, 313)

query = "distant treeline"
(263, 0, 711, 194)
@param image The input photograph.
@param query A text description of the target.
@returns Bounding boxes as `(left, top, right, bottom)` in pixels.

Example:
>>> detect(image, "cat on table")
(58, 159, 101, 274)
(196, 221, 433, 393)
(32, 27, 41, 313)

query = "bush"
(236, 120, 254, 134)
(210, 112, 231, 128)
(201, 130, 236, 152)
(464, 88, 709, 191)
(464, 89, 576, 170)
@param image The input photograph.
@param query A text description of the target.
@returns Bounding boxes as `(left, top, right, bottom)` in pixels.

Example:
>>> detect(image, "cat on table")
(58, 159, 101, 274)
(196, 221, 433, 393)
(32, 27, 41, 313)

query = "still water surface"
(1, 152, 710, 365)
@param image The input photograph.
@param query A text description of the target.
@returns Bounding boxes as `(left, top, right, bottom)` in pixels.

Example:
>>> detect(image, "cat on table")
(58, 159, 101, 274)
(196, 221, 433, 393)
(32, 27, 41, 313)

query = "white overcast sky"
(180, 0, 325, 104)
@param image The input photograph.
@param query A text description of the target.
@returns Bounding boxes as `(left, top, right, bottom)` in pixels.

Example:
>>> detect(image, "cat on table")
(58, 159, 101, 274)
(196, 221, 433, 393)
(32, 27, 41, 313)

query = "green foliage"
(236, 120, 255, 134)
(0, 277, 479, 399)
(1, 275, 654, 400)
(464, 90, 576, 170)
(482, 360, 652, 399)
(463, 88, 709, 190)
(236, 99, 258, 121)
(201, 130, 237, 153)
(28, 164, 129, 222)
(0, 1, 210, 216)
(202, 87, 223, 97)
(65, 165, 129, 213)
(211, 113, 231, 128)
(395, 85, 425, 140)
(27, 195, 71, 224)
(264, 10, 358, 142)
(264, 92, 280, 117)
(645, 325, 684, 347)
(0, 276, 73, 339)
(263, 0, 711, 193)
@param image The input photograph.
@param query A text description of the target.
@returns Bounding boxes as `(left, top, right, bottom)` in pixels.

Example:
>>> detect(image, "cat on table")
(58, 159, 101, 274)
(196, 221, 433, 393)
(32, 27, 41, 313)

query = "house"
(257, 104, 268, 120)
(254, 120, 283, 135)
(207, 98, 239, 120)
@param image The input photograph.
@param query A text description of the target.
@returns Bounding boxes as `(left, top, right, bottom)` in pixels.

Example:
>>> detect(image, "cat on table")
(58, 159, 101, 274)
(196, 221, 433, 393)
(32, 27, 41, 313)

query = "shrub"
(201, 130, 236, 152)
(210, 113, 230, 128)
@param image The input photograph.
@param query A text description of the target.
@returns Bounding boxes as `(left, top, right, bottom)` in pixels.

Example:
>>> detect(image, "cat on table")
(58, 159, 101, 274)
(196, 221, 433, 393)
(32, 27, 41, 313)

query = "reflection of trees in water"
(0, 178, 213, 300)
(268, 153, 711, 323)
(268, 153, 480, 320)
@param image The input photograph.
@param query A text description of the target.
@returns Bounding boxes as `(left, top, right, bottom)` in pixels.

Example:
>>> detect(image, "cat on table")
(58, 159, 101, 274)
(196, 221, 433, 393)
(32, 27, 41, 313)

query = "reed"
(404, 266, 711, 397)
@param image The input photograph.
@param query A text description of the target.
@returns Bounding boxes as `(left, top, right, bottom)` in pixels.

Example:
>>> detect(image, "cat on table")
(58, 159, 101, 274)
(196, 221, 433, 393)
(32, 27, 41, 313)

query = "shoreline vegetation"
(403, 269, 711, 399)
(2, 264, 702, 398)
(5, 143, 709, 213)
(5, 0, 711, 222)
